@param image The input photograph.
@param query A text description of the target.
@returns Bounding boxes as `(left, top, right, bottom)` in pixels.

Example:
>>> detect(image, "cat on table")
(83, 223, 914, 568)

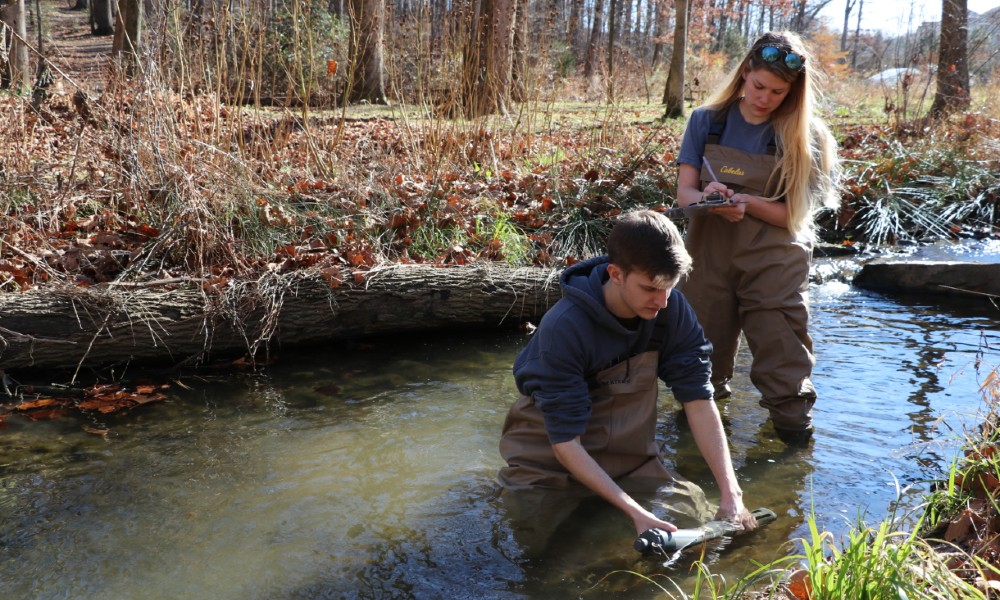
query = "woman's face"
(740, 67, 792, 123)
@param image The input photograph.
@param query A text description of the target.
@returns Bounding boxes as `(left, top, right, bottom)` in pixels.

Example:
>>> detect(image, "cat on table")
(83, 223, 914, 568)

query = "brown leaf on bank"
(15, 398, 65, 411)
(946, 509, 988, 544)
(786, 568, 812, 600)
(955, 472, 1000, 500)
(966, 444, 998, 461)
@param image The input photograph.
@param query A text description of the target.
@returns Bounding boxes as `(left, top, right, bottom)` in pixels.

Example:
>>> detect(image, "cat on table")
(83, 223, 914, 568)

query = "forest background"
(0, 0, 997, 319)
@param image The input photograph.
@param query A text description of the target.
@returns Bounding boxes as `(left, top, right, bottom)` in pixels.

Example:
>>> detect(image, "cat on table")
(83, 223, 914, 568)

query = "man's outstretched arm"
(551, 437, 678, 536)
(684, 399, 757, 530)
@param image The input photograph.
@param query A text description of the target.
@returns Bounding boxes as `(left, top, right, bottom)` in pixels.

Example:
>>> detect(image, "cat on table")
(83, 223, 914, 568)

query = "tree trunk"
(650, 0, 670, 67)
(850, 0, 863, 69)
(567, 0, 582, 60)
(662, 0, 688, 118)
(510, 0, 528, 102)
(112, 0, 143, 76)
(583, 0, 604, 80)
(0, 265, 563, 371)
(606, 0, 617, 97)
(1, 0, 30, 93)
(840, 0, 856, 51)
(463, 0, 516, 117)
(347, 0, 388, 104)
(714, 0, 730, 53)
(930, 0, 970, 117)
(91, 0, 116, 36)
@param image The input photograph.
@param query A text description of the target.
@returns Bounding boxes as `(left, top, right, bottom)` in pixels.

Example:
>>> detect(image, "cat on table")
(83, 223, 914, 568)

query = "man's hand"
(631, 508, 679, 537)
(715, 498, 758, 532)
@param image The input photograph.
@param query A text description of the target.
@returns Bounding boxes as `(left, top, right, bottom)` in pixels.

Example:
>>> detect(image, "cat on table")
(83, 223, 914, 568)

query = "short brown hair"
(606, 210, 691, 281)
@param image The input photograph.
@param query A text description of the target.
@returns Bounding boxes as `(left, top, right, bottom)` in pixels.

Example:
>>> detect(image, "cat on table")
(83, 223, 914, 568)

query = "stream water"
(2, 253, 999, 599)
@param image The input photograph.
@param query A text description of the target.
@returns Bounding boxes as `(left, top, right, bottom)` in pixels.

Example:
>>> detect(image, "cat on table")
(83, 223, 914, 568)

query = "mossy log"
(0, 264, 563, 371)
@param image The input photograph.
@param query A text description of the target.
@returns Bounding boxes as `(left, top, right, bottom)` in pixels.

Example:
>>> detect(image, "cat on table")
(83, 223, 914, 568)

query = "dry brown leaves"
(6, 382, 169, 427)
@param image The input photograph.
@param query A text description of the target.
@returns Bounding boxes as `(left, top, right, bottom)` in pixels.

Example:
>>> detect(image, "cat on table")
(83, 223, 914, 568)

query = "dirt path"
(35, 0, 112, 94)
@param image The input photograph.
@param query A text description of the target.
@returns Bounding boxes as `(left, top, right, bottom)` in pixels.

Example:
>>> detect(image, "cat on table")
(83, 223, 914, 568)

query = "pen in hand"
(701, 158, 727, 203)
(703, 157, 721, 183)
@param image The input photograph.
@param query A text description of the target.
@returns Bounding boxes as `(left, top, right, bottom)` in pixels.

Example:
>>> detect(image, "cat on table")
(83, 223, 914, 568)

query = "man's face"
(607, 265, 678, 320)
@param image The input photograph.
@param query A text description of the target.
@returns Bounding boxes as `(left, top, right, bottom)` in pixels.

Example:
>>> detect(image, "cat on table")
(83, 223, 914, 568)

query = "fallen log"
(0, 263, 563, 371)
(852, 260, 1000, 299)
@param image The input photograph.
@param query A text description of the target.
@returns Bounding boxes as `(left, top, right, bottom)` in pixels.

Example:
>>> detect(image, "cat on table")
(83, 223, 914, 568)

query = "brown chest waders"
(498, 317, 712, 540)
(679, 116, 817, 442)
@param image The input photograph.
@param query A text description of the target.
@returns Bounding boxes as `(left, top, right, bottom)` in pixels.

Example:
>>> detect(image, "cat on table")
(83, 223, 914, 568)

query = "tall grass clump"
(789, 508, 982, 599)
(834, 113, 1000, 246)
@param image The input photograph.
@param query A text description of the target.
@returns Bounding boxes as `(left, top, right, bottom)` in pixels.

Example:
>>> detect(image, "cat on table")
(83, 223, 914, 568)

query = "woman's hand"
(701, 181, 732, 201)
(709, 193, 747, 222)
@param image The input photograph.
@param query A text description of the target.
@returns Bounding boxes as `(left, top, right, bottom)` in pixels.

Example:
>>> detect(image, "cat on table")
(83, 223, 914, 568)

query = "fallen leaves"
(785, 568, 812, 600)
(8, 382, 170, 422)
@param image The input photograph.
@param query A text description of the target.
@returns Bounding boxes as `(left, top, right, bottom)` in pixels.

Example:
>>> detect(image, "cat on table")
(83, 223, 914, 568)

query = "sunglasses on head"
(757, 45, 805, 71)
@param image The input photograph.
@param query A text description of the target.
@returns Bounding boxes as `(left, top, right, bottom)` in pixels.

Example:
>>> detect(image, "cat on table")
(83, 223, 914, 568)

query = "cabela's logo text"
(721, 165, 745, 176)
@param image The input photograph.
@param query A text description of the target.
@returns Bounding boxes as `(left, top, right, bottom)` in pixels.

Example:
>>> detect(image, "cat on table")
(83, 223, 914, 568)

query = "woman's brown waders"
(681, 140, 816, 444)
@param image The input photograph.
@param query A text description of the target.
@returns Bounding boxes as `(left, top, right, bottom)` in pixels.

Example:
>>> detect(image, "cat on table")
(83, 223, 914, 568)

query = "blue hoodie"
(513, 256, 714, 444)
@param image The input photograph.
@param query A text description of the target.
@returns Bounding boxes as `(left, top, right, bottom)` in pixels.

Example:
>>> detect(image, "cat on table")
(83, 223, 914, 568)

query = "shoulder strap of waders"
(644, 307, 671, 353)
(584, 310, 671, 391)
(706, 102, 777, 156)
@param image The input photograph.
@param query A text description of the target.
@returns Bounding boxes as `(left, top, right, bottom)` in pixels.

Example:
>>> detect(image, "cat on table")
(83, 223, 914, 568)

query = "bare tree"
(463, 0, 516, 117)
(511, 0, 529, 101)
(930, 0, 970, 116)
(347, 0, 388, 104)
(850, 0, 863, 69)
(841, 0, 857, 50)
(650, 0, 672, 66)
(663, 0, 688, 118)
(567, 0, 583, 60)
(583, 0, 605, 94)
(112, 0, 143, 76)
(791, 0, 834, 32)
(91, 0, 116, 36)
(1, 0, 29, 93)
(607, 0, 618, 97)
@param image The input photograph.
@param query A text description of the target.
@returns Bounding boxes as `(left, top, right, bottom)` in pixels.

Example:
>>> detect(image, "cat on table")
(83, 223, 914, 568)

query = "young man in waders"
(498, 210, 756, 553)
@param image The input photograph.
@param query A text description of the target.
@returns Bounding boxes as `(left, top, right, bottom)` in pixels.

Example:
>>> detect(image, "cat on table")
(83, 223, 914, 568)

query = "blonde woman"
(675, 32, 839, 445)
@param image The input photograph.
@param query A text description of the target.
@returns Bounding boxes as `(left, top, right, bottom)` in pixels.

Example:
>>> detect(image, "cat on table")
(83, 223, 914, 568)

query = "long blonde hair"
(702, 32, 839, 239)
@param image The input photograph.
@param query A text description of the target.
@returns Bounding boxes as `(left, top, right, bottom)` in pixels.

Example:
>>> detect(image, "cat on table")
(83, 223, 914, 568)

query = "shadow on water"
(1, 276, 999, 598)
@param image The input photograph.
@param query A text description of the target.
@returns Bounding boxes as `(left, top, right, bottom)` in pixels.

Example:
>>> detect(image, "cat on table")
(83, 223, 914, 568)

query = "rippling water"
(2, 266, 998, 599)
